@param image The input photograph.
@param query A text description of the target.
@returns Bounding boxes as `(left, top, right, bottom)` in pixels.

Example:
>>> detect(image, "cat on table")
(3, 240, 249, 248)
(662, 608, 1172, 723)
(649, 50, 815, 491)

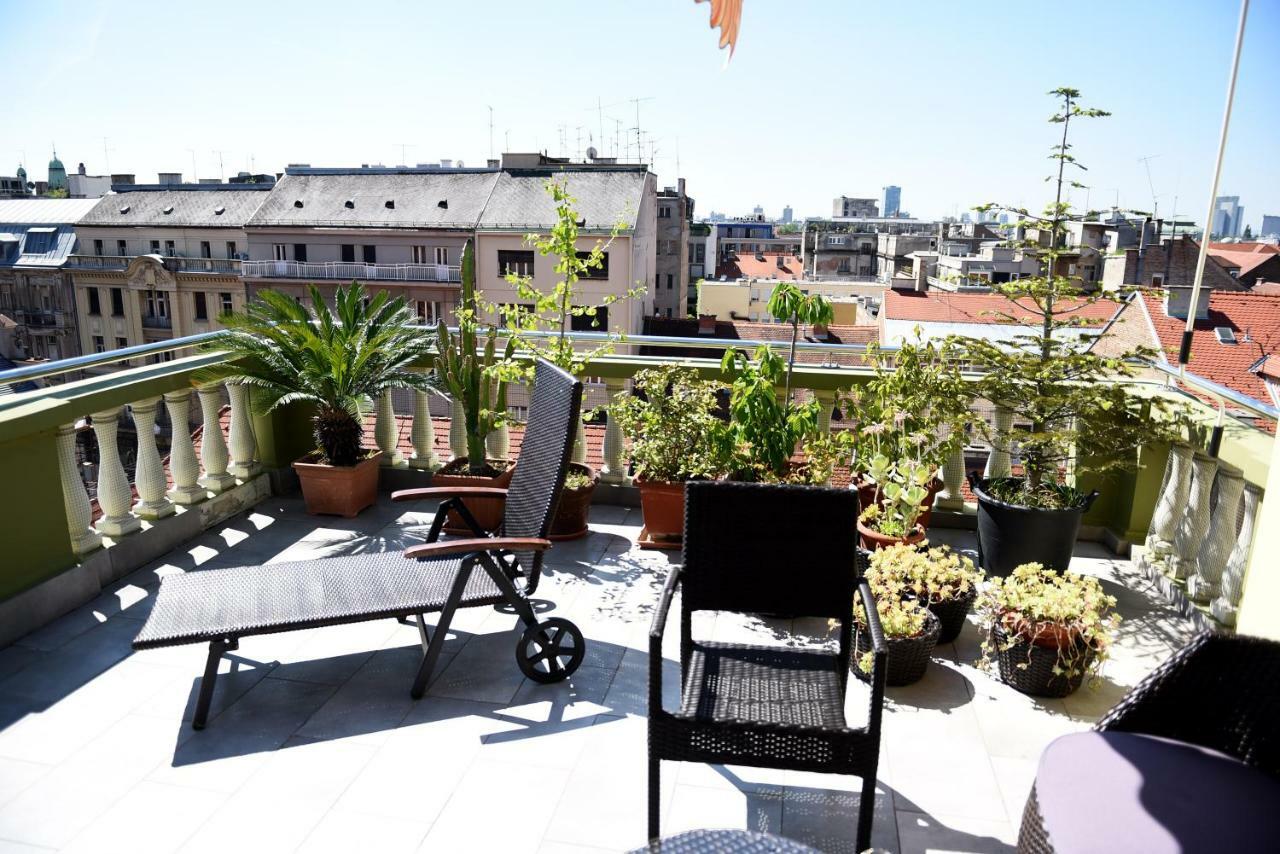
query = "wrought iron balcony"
(242, 259, 462, 283)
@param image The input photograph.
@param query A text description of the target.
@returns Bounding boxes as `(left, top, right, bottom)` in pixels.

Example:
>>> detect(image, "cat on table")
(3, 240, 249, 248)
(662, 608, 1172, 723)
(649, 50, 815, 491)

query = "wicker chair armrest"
(858, 578, 888, 731)
(403, 537, 551, 560)
(649, 566, 682, 715)
(391, 487, 510, 503)
(857, 579, 887, 656)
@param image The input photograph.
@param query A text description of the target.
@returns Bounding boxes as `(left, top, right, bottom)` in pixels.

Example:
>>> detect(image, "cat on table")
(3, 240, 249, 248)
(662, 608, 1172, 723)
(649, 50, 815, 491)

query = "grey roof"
(478, 170, 647, 231)
(78, 188, 270, 228)
(0, 199, 100, 225)
(0, 222, 81, 268)
(248, 171, 500, 229)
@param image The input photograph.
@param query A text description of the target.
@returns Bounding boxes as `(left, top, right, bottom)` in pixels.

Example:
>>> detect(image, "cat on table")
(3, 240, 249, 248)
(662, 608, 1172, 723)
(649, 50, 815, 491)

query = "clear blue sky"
(4, 0, 1277, 229)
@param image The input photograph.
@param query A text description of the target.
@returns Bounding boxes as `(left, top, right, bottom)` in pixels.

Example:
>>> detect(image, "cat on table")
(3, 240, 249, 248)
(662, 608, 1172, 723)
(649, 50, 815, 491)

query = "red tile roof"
(883, 289, 1119, 327)
(714, 252, 805, 281)
(1206, 243, 1280, 277)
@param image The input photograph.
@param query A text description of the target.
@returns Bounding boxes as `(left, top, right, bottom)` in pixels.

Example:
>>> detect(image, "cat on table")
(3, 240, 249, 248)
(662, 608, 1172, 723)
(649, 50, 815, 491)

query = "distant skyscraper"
(1213, 196, 1244, 238)
(882, 185, 901, 218)
(781, 205, 793, 224)
(960, 212, 972, 224)
(1261, 214, 1280, 239)
(752, 204, 764, 218)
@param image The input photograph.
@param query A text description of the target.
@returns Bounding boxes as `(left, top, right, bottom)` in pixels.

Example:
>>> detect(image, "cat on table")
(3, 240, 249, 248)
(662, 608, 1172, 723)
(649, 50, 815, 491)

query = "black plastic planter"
(969, 474, 1098, 577)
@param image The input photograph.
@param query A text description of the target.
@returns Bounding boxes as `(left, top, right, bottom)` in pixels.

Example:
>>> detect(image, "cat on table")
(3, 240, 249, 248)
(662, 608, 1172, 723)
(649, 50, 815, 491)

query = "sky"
(4, 0, 1277, 229)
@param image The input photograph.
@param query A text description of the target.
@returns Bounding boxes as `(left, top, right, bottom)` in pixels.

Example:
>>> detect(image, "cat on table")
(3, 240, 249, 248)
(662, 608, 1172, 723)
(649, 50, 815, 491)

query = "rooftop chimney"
(1163, 286, 1211, 321)
(914, 259, 929, 292)
(440, 159, 453, 169)
(157, 172, 182, 185)
(697, 314, 717, 336)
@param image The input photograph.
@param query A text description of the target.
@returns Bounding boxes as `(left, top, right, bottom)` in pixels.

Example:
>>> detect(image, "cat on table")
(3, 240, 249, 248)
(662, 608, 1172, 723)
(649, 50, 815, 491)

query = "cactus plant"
(432, 240, 515, 475)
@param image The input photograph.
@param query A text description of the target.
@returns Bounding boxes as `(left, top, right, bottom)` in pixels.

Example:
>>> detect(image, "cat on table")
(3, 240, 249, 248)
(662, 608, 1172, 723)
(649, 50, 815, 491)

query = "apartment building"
(654, 180, 692, 319)
(0, 198, 100, 362)
(70, 184, 270, 364)
(832, 196, 879, 218)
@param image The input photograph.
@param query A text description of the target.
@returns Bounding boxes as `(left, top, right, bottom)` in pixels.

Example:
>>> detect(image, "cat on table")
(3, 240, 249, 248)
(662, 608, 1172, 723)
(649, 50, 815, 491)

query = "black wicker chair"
(1018, 631, 1280, 853)
(134, 359, 585, 729)
(647, 480, 886, 852)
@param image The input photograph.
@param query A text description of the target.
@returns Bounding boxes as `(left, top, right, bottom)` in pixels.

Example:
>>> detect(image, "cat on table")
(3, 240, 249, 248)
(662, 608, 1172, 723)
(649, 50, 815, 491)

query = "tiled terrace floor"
(0, 495, 1196, 853)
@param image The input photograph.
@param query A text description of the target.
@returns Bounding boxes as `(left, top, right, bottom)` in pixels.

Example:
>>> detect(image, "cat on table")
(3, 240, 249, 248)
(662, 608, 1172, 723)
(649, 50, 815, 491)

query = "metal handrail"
(1148, 360, 1279, 422)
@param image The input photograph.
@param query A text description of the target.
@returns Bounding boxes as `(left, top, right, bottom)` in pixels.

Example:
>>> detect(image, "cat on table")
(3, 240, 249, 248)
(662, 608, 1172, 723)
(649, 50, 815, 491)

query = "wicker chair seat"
(677, 641, 847, 728)
(134, 551, 503, 649)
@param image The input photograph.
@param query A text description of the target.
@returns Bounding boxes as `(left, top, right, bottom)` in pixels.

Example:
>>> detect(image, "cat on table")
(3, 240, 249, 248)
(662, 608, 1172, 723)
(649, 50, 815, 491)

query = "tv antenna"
(102, 138, 114, 174)
(487, 106, 495, 160)
(187, 149, 198, 182)
(628, 96, 654, 162)
(212, 150, 226, 181)
(1138, 154, 1162, 220)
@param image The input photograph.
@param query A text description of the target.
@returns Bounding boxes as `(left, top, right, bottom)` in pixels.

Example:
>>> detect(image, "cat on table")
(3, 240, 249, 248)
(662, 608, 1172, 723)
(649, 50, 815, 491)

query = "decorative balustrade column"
(1212, 484, 1261, 627)
(130, 397, 174, 520)
(1139, 444, 1193, 572)
(814, 391, 835, 434)
(983, 406, 1013, 479)
(448, 397, 467, 461)
(164, 390, 205, 505)
(91, 407, 141, 537)
(57, 424, 102, 555)
(937, 425, 966, 511)
(375, 390, 403, 466)
(485, 380, 510, 462)
(571, 416, 588, 466)
(197, 384, 235, 493)
(1189, 464, 1244, 603)
(1170, 452, 1218, 580)
(600, 379, 627, 484)
(409, 390, 439, 470)
(225, 383, 260, 479)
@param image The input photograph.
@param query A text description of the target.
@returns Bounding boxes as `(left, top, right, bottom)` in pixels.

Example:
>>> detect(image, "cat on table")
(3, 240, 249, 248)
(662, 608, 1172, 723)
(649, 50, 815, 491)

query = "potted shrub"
(430, 240, 516, 532)
(610, 364, 729, 542)
(867, 543, 983, 643)
(853, 580, 940, 687)
(201, 283, 432, 517)
(977, 562, 1120, 697)
(719, 344, 826, 484)
(961, 88, 1178, 575)
(855, 454, 930, 550)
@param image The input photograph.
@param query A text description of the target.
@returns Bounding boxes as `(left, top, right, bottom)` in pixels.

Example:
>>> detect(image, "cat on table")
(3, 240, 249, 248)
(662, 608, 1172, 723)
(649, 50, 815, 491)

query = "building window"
(116, 336, 128, 350)
(667, 274, 674, 290)
(225, 240, 237, 258)
(416, 300, 440, 324)
(340, 244, 356, 263)
(362, 245, 376, 263)
(110, 287, 124, 316)
(1151, 273, 1165, 287)
(87, 288, 101, 315)
(164, 240, 176, 256)
(150, 240, 161, 254)
(294, 244, 307, 262)
(220, 292, 233, 315)
(194, 291, 208, 320)
(200, 240, 211, 259)
(145, 289, 169, 319)
(93, 239, 104, 256)
(92, 335, 105, 353)
(498, 250, 535, 277)
(658, 206, 671, 219)
(575, 251, 609, 279)
(117, 239, 127, 256)
(570, 306, 608, 331)
(273, 243, 287, 261)
(434, 246, 448, 265)
(411, 245, 428, 264)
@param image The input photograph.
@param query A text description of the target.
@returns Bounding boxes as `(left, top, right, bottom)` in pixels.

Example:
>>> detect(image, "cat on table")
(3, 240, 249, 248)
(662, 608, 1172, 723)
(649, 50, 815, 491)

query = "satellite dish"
(585, 146, 598, 160)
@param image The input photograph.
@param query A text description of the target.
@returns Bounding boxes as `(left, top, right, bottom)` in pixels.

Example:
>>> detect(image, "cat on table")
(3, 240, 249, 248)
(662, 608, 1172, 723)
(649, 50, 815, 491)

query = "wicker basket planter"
(549, 463, 598, 540)
(856, 609, 941, 687)
(991, 624, 1097, 698)
(924, 586, 978, 644)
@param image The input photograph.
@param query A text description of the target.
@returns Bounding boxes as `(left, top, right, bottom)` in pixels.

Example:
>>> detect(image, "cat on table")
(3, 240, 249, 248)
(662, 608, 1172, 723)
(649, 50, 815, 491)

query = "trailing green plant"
(431, 240, 515, 476)
(198, 282, 433, 466)
(610, 364, 731, 483)
(963, 88, 1179, 509)
(867, 543, 982, 605)
(719, 345, 824, 482)
(977, 562, 1119, 683)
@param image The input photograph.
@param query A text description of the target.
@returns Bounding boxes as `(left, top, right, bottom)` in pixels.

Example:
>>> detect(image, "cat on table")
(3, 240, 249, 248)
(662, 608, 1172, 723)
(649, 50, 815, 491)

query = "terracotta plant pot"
(432, 459, 515, 534)
(637, 478, 685, 541)
(292, 450, 383, 518)
(1001, 613, 1083, 649)
(857, 521, 926, 552)
(853, 476, 945, 528)
(550, 463, 598, 541)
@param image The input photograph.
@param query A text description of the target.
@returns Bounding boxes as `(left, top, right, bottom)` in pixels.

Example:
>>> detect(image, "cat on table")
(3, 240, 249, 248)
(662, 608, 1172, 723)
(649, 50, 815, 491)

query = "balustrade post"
(91, 407, 141, 537)
(197, 384, 236, 493)
(409, 389, 439, 470)
(1170, 452, 1218, 580)
(1189, 464, 1244, 603)
(448, 397, 467, 461)
(571, 416, 588, 466)
(1212, 484, 1261, 626)
(1139, 444, 1193, 572)
(225, 383, 260, 479)
(57, 424, 102, 555)
(600, 379, 627, 484)
(983, 405, 1013, 479)
(164, 390, 205, 505)
(131, 397, 174, 520)
(485, 380, 511, 462)
(375, 390, 403, 466)
(937, 426, 966, 511)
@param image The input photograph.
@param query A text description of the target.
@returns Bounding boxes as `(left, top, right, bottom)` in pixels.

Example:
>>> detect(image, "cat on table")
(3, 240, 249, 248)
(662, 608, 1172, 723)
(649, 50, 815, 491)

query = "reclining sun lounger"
(134, 359, 586, 729)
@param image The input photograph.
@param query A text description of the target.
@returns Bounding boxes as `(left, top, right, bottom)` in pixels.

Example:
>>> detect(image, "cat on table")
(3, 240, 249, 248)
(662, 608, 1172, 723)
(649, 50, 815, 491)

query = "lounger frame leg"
(479, 554, 540, 631)
(648, 754, 661, 841)
(193, 637, 236, 731)
(410, 558, 477, 699)
(857, 772, 876, 852)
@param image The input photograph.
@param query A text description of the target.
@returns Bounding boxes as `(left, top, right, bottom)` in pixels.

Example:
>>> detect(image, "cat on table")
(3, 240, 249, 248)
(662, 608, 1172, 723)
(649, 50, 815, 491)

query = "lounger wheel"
(516, 617, 585, 683)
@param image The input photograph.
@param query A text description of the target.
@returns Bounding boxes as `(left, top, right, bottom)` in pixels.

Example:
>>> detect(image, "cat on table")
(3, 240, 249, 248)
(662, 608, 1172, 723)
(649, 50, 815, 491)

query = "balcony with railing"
(0, 329, 1274, 851)
(242, 259, 462, 283)
(141, 313, 173, 330)
(67, 254, 242, 275)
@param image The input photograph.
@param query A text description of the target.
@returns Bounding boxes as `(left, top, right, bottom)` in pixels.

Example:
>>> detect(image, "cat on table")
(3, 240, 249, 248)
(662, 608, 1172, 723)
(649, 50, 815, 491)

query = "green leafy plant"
(977, 562, 1120, 682)
(563, 468, 594, 491)
(719, 345, 824, 482)
(964, 88, 1178, 509)
(610, 364, 730, 483)
(199, 282, 433, 466)
(867, 543, 982, 605)
(856, 454, 931, 538)
(431, 240, 515, 476)
(766, 282, 834, 402)
(853, 579, 931, 673)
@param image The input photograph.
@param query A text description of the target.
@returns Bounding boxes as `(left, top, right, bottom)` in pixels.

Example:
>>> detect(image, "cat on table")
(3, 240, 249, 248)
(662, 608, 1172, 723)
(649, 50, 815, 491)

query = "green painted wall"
(252, 401, 317, 468)
(0, 428, 76, 599)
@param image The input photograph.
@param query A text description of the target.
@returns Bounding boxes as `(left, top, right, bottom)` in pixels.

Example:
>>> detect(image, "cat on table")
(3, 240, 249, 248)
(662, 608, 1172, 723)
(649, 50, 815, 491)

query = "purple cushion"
(1034, 731, 1280, 853)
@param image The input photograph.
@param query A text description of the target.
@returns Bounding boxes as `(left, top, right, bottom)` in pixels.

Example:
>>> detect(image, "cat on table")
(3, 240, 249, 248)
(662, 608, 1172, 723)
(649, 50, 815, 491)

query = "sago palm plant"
(200, 282, 434, 466)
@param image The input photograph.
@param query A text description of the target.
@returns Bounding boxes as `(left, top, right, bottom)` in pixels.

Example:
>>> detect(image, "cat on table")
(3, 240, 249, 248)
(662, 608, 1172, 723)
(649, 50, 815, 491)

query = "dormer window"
(214, 206, 225, 215)
(118, 205, 130, 214)
(437, 200, 448, 209)
(294, 200, 304, 208)
(162, 205, 174, 215)
(344, 199, 355, 209)
(385, 200, 395, 209)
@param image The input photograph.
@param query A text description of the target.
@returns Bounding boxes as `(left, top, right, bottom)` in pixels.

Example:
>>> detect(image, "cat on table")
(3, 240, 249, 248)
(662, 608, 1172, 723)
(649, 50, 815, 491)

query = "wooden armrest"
(403, 537, 552, 560)
(391, 486, 510, 503)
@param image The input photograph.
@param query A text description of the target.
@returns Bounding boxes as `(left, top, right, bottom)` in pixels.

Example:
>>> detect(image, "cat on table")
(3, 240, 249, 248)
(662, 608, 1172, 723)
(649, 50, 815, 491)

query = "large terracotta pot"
(637, 478, 685, 541)
(433, 459, 515, 534)
(856, 521, 926, 551)
(293, 450, 382, 518)
(550, 463, 598, 541)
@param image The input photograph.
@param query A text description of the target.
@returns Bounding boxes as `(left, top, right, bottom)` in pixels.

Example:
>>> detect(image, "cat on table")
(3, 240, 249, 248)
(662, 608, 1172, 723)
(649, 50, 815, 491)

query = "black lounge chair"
(134, 359, 586, 730)
(647, 480, 886, 852)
